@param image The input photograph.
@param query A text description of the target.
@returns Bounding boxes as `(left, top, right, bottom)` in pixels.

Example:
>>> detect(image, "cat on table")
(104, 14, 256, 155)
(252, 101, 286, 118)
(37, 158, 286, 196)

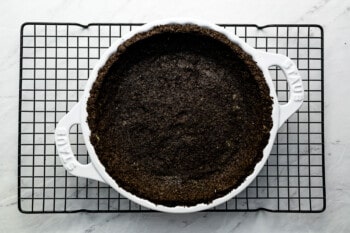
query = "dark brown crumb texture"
(87, 24, 273, 207)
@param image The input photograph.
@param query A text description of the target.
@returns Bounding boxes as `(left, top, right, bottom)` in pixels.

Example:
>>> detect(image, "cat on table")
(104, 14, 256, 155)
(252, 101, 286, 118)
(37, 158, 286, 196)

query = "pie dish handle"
(55, 103, 105, 183)
(258, 52, 304, 128)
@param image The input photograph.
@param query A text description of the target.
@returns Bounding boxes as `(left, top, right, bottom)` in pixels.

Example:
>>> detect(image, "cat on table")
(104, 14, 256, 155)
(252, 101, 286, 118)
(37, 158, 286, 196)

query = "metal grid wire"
(18, 23, 325, 213)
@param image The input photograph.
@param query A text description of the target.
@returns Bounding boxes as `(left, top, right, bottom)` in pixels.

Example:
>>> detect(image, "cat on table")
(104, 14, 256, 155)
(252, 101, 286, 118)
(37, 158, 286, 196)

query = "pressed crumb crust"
(87, 24, 273, 207)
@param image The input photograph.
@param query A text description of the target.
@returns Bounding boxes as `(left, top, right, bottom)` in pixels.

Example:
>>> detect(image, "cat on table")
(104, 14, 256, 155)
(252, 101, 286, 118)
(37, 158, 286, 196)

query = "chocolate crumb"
(87, 24, 273, 207)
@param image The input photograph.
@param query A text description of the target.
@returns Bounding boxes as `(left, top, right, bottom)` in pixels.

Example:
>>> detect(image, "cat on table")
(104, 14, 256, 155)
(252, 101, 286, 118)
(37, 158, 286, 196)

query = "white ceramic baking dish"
(55, 18, 304, 213)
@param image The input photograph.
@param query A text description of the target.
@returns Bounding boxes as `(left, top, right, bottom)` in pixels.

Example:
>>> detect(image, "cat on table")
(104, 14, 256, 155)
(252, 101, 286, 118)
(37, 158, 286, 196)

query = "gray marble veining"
(1, 0, 350, 232)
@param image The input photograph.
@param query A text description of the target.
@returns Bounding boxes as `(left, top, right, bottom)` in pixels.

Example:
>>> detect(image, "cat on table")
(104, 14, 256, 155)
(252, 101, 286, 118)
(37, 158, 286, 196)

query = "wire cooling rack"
(18, 23, 325, 213)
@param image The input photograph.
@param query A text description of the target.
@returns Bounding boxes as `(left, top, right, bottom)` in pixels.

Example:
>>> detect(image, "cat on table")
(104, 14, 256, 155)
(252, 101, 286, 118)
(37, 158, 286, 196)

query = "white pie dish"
(55, 18, 304, 213)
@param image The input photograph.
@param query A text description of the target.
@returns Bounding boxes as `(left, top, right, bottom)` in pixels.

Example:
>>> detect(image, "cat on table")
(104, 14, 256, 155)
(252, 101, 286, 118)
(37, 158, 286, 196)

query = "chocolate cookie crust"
(87, 24, 273, 207)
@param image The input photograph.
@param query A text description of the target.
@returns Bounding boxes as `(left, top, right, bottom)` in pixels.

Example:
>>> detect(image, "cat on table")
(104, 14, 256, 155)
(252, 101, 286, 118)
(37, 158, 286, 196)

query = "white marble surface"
(1, 0, 350, 232)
